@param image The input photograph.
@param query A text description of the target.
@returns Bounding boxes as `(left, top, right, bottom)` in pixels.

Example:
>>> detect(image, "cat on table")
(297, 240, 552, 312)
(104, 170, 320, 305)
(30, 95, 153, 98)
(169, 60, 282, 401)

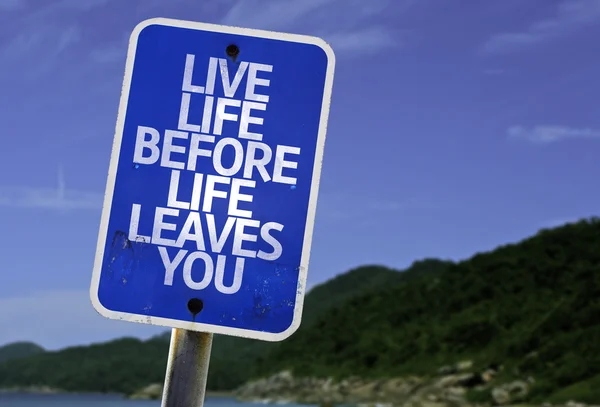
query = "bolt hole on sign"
(89, 18, 335, 341)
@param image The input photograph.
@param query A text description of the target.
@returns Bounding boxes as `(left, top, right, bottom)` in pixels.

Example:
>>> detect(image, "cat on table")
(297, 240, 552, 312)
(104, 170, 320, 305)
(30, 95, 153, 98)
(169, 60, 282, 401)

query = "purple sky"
(0, 0, 598, 349)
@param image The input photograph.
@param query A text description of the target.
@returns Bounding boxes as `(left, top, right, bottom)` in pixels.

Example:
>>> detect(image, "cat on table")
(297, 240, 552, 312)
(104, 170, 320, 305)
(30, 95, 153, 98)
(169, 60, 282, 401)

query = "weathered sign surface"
(90, 18, 335, 341)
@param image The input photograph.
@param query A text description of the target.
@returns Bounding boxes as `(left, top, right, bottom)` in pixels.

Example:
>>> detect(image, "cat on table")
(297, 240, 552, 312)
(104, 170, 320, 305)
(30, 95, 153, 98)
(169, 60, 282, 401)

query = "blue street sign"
(90, 18, 335, 341)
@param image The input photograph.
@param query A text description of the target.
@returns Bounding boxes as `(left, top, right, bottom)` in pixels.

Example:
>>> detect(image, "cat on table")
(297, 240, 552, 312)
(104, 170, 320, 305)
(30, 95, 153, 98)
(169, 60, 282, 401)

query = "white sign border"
(89, 17, 336, 342)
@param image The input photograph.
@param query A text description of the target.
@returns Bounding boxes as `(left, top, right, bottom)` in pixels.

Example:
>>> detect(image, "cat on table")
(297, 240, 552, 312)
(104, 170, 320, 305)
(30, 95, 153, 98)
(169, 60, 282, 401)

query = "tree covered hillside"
(0, 342, 44, 364)
(207, 261, 448, 390)
(0, 263, 449, 394)
(0, 217, 597, 402)
(255, 218, 600, 401)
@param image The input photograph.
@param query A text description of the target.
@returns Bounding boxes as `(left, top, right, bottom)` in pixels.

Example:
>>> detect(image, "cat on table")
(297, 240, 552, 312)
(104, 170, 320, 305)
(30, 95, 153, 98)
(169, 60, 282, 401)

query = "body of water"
(0, 394, 306, 407)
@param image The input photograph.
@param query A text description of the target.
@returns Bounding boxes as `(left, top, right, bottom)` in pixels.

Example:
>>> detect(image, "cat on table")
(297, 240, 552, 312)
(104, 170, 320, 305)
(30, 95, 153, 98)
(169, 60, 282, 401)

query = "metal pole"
(161, 328, 214, 407)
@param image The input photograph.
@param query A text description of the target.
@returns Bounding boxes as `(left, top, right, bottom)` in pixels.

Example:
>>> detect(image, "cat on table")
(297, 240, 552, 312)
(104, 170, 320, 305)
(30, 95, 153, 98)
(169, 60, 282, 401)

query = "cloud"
(221, 0, 402, 54)
(484, 0, 600, 54)
(0, 167, 103, 211)
(0, 0, 118, 78)
(0, 24, 79, 60)
(59, 0, 113, 11)
(0, 290, 162, 350)
(323, 27, 398, 53)
(90, 44, 125, 64)
(507, 125, 600, 143)
(89, 32, 129, 65)
(0, 23, 81, 80)
(0, 186, 102, 211)
(222, 0, 334, 30)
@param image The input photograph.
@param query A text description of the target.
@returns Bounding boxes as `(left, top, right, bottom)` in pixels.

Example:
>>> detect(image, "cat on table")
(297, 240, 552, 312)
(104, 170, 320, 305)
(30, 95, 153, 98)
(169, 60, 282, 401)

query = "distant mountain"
(0, 262, 442, 394)
(1, 218, 598, 403)
(0, 337, 168, 394)
(301, 260, 449, 327)
(207, 262, 447, 390)
(251, 218, 600, 403)
(0, 342, 44, 364)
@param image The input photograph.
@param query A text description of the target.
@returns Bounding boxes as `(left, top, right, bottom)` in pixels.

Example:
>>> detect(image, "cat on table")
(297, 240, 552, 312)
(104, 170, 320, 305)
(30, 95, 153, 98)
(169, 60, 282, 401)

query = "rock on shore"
(129, 383, 163, 400)
(234, 363, 496, 407)
(233, 362, 597, 407)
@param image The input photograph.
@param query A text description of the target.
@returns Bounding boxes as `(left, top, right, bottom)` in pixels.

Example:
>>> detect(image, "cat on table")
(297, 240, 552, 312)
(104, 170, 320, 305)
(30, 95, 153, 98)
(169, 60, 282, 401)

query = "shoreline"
(0, 387, 233, 399)
(207, 391, 235, 398)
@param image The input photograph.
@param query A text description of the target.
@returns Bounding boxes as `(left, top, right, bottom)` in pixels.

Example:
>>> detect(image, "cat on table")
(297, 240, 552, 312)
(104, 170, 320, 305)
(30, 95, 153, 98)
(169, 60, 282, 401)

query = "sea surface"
(0, 394, 310, 407)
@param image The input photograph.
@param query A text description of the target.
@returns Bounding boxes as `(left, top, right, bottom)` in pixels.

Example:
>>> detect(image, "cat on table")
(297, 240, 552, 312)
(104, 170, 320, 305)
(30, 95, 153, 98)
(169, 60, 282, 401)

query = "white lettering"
(219, 58, 249, 98)
(187, 133, 214, 171)
(133, 126, 160, 165)
(205, 57, 218, 95)
(228, 178, 255, 218)
(167, 170, 191, 210)
(152, 207, 179, 246)
(273, 145, 300, 185)
(206, 214, 236, 253)
(177, 92, 201, 132)
(201, 95, 214, 134)
(213, 98, 241, 136)
(257, 222, 284, 261)
(190, 173, 204, 212)
(213, 137, 244, 177)
(183, 251, 213, 290)
(128, 203, 150, 243)
(160, 130, 188, 170)
(175, 211, 205, 251)
(202, 175, 230, 213)
(244, 141, 272, 182)
(232, 218, 259, 258)
(239, 101, 266, 141)
(245, 62, 272, 103)
(215, 256, 244, 294)
(182, 54, 205, 94)
(159, 247, 187, 286)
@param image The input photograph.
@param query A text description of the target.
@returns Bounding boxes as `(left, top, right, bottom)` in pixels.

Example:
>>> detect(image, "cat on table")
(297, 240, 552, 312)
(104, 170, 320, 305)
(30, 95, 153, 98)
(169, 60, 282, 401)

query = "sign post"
(90, 17, 335, 406)
(161, 329, 213, 407)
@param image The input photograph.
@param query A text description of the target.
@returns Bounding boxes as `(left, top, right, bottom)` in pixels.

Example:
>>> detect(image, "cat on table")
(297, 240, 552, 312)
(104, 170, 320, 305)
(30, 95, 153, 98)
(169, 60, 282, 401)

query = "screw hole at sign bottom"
(226, 44, 240, 58)
(187, 298, 204, 316)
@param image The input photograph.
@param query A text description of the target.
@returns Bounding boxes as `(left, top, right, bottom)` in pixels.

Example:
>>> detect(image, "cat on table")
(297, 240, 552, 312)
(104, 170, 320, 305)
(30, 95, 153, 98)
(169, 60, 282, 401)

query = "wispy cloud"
(0, 0, 117, 78)
(222, 0, 333, 30)
(89, 31, 129, 65)
(0, 24, 79, 61)
(0, 186, 103, 211)
(507, 125, 600, 143)
(324, 27, 398, 53)
(221, 0, 404, 54)
(484, 0, 600, 54)
(59, 0, 113, 11)
(0, 21, 81, 80)
(0, 167, 102, 211)
(90, 44, 125, 64)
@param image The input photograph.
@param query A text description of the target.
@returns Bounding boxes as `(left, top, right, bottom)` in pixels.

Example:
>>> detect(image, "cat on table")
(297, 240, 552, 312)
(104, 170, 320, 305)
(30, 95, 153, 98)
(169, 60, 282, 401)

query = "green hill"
(207, 260, 448, 390)
(0, 218, 598, 402)
(254, 218, 600, 402)
(0, 263, 441, 394)
(0, 337, 168, 394)
(0, 342, 44, 364)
